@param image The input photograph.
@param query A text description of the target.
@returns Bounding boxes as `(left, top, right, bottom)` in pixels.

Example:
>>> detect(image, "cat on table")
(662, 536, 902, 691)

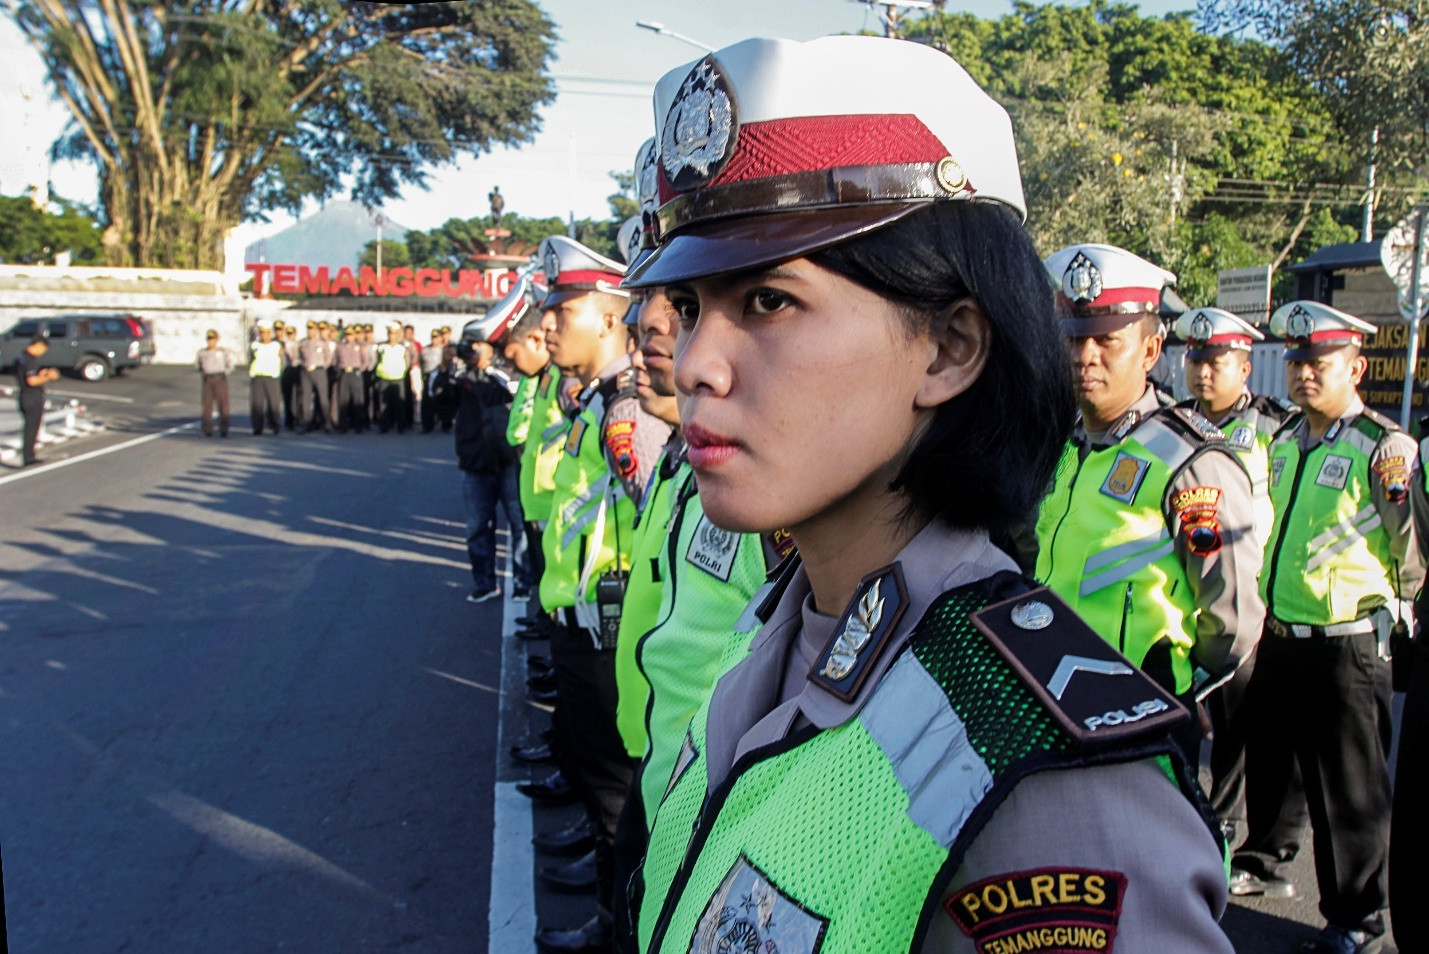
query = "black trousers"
(1238, 630, 1390, 935)
(280, 366, 300, 428)
(375, 379, 405, 433)
(550, 621, 634, 914)
(1208, 648, 1258, 847)
(335, 372, 366, 431)
(18, 390, 44, 463)
(298, 368, 329, 430)
(611, 776, 647, 954)
(1391, 639, 1429, 951)
(521, 522, 554, 631)
(249, 376, 281, 434)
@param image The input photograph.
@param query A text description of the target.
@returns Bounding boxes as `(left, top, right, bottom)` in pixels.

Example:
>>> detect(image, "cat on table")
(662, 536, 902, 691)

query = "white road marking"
(0, 421, 200, 486)
(488, 537, 538, 952)
(48, 390, 135, 403)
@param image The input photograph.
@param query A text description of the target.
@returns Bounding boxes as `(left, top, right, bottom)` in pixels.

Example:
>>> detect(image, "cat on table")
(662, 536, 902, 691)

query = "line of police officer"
(477, 37, 1425, 954)
(246, 320, 458, 435)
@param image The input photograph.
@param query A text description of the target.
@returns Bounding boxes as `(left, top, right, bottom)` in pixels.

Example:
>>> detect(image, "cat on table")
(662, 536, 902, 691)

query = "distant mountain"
(244, 200, 407, 270)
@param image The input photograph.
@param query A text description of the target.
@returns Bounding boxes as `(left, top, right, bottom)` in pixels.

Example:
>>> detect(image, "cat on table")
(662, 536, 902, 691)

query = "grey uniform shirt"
(334, 341, 364, 371)
(1081, 386, 1265, 682)
(280, 339, 300, 370)
(700, 520, 1231, 952)
(298, 337, 333, 371)
(196, 346, 233, 375)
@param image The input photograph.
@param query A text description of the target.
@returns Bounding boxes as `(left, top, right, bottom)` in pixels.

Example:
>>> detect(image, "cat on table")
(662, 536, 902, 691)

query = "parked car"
(0, 314, 156, 381)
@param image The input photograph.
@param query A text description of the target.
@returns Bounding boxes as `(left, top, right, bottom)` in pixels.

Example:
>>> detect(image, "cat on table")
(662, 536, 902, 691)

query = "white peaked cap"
(1044, 243, 1177, 336)
(625, 35, 1026, 287)
(537, 234, 628, 309)
(1270, 300, 1376, 358)
(1173, 306, 1265, 354)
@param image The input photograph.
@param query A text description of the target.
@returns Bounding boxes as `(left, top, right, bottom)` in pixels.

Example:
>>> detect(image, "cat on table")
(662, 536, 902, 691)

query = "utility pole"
(1167, 140, 1184, 232)
(849, 0, 934, 39)
(373, 213, 385, 280)
(1363, 127, 1379, 242)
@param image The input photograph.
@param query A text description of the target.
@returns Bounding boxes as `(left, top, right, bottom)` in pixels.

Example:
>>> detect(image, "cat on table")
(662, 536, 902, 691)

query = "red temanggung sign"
(245, 263, 518, 300)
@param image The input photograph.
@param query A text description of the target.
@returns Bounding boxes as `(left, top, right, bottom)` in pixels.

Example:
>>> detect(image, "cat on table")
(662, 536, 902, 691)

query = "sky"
(0, 0, 1194, 253)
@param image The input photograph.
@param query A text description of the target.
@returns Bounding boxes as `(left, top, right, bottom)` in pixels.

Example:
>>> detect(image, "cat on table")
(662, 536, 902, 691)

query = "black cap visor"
(622, 204, 921, 288)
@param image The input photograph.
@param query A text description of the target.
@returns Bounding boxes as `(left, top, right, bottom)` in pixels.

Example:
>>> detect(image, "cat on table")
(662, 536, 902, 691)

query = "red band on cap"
(1202, 333, 1254, 346)
(552, 269, 623, 287)
(657, 113, 947, 203)
(1308, 330, 1362, 344)
(1090, 286, 1162, 308)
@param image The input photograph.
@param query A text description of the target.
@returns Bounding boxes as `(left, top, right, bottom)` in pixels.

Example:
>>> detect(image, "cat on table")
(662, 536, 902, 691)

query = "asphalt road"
(0, 365, 1407, 952)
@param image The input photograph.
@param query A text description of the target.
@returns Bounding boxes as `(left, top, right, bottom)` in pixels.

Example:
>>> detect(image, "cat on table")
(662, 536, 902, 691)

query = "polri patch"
(1315, 454, 1352, 490)
(686, 516, 740, 582)
(971, 586, 1188, 745)
(692, 856, 827, 954)
(946, 868, 1127, 954)
(1099, 452, 1149, 504)
(565, 417, 587, 457)
(1228, 425, 1255, 451)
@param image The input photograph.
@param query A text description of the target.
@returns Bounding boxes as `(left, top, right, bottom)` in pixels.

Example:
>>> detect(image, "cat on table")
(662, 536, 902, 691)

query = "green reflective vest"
(614, 450, 684, 758)
(1035, 413, 1206, 695)
(1263, 410, 1401, 625)
(539, 372, 637, 612)
(1185, 393, 1292, 547)
(506, 373, 538, 447)
(519, 369, 568, 523)
(375, 343, 407, 381)
(638, 582, 1197, 954)
(634, 462, 776, 822)
(249, 340, 281, 378)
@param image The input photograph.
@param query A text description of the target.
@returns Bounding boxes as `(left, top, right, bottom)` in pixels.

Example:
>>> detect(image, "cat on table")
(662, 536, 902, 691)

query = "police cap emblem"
(1286, 304, 1315, 340)
(1189, 314, 1214, 342)
(660, 56, 738, 192)
(1062, 252, 1103, 305)
(637, 141, 661, 229)
(541, 244, 561, 286)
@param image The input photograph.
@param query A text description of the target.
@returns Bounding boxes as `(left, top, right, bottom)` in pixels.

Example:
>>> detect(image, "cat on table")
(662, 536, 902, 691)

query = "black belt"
(1266, 616, 1376, 639)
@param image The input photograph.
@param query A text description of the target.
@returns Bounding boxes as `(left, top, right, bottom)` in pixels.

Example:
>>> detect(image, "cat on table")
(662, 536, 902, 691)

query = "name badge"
(686, 516, 739, 582)
(1100, 452, 1149, 504)
(1315, 454, 1352, 490)
(564, 418, 587, 457)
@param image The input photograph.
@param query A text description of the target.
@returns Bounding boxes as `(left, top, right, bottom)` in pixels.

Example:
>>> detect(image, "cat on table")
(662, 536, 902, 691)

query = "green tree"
(902, 0, 1364, 305)
(357, 238, 410, 270)
(7, 0, 556, 269)
(0, 194, 104, 264)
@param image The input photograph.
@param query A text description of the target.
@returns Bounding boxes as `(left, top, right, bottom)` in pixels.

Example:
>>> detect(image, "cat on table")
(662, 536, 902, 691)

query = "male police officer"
(1235, 301, 1423, 954)
(248, 324, 284, 436)
(297, 320, 333, 432)
(1035, 245, 1264, 767)
(533, 234, 672, 954)
(1172, 305, 1295, 848)
(374, 324, 411, 433)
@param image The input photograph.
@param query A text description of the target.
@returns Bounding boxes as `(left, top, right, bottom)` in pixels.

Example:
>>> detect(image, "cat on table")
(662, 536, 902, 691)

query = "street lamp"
(849, 0, 936, 38)
(635, 21, 716, 52)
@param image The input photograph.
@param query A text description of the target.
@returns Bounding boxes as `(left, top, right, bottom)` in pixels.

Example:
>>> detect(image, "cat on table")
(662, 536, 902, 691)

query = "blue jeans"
(462, 465, 529, 592)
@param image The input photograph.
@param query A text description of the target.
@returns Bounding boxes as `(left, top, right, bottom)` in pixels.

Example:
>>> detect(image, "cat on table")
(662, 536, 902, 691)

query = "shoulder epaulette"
(1148, 405, 1227, 445)
(968, 582, 1190, 747)
(1354, 406, 1400, 439)
(1251, 393, 1297, 422)
(1271, 411, 1304, 441)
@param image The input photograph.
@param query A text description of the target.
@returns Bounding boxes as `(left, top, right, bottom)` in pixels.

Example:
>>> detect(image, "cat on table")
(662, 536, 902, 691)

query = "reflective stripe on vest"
(248, 341, 282, 378)
(1264, 416, 1397, 625)
(637, 585, 1193, 954)
(375, 344, 407, 381)
(636, 465, 769, 821)
(539, 389, 636, 611)
(1035, 424, 1197, 695)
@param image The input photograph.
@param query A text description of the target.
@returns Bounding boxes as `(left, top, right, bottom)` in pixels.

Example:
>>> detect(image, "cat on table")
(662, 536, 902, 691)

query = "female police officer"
(619, 36, 1232, 954)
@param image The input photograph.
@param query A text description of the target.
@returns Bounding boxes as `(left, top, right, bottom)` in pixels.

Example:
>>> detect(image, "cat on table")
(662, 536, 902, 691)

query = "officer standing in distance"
(13, 336, 60, 466)
(248, 324, 284, 436)
(196, 329, 234, 437)
(1235, 300, 1423, 954)
(1172, 305, 1295, 849)
(374, 324, 412, 433)
(332, 327, 367, 433)
(279, 322, 301, 430)
(1035, 244, 1264, 766)
(297, 320, 334, 432)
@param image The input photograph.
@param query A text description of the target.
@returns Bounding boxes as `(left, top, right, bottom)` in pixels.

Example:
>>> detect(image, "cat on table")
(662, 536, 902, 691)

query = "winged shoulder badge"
(821, 579, 884, 681)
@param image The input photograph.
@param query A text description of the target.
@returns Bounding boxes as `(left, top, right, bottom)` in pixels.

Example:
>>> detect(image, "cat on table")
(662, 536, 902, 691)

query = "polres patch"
(946, 868, 1127, 954)
(603, 418, 638, 480)
(691, 856, 827, 954)
(1374, 455, 1409, 503)
(1099, 452, 1149, 504)
(1172, 485, 1223, 557)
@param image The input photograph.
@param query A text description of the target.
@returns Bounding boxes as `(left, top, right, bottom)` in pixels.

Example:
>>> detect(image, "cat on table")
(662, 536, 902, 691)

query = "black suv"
(0, 314, 156, 381)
